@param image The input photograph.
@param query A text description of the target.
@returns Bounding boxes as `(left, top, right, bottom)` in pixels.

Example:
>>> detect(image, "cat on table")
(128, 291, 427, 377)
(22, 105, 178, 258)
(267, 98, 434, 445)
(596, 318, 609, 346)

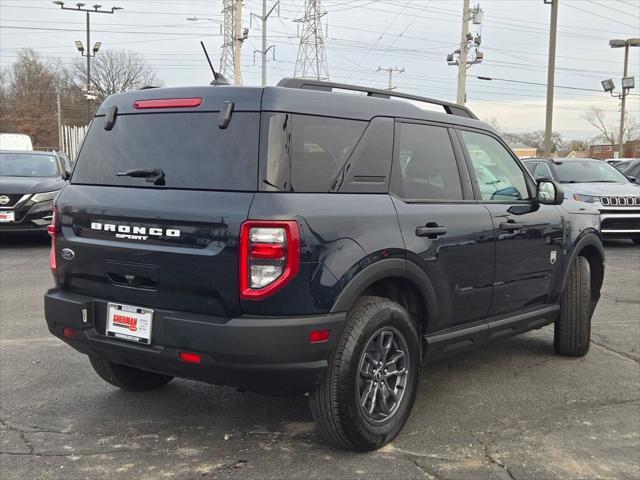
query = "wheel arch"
(330, 258, 439, 341)
(562, 233, 605, 307)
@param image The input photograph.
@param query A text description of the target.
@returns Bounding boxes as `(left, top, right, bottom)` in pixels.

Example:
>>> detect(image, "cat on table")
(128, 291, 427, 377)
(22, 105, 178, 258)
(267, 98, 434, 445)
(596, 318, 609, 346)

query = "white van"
(0, 133, 33, 151)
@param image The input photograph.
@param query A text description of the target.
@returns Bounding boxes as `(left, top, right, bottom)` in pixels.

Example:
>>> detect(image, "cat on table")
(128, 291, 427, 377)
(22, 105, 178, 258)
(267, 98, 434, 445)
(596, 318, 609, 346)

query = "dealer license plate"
(106, 303, 153, 345)
(0, 211, 15, 223)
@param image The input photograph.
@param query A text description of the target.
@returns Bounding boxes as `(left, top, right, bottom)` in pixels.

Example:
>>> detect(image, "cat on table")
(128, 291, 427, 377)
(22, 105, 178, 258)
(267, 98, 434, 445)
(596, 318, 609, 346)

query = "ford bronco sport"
(45, 79, 604, 451)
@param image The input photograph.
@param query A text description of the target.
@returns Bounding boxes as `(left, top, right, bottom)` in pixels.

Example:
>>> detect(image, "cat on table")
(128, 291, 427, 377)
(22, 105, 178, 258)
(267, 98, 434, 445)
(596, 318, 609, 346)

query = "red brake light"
(240, 221, 300, 300)
(49, 207, 59, 271)
(179, 352, 201, 364)
(133, 98, 202, 109)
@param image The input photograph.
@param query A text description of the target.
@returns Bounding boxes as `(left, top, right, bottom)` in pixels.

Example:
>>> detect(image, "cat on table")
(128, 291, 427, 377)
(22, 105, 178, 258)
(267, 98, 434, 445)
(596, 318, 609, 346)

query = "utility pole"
(544, 0, 559, 157)
(457, 0, 470, 105)
(447, 2, 483, 105)
(233, 0, 243, 85)
(56, 92, 62, 150)
(252, 1, 279, 86)
(54, 1, 121, 122)
(294, 0, 330, 80)
(377, 66, 404, 90)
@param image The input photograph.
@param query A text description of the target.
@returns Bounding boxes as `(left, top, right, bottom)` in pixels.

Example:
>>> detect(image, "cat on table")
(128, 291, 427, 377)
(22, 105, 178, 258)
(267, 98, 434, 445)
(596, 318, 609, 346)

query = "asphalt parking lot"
(0, 234, 638, 480)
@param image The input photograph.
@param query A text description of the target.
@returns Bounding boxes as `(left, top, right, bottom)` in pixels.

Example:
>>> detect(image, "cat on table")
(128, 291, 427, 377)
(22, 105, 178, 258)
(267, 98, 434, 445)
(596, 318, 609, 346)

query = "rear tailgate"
(54, 98, 260, 318)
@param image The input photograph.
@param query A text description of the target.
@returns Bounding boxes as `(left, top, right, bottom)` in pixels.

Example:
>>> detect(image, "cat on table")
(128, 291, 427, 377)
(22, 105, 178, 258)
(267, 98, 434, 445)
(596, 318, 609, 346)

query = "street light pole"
(618, 42, 630, 158)
(53, 2, 122, 122)
(608, 38, 640, 158)
(86, 11, 91, 109)
(544, 0, 558, 157)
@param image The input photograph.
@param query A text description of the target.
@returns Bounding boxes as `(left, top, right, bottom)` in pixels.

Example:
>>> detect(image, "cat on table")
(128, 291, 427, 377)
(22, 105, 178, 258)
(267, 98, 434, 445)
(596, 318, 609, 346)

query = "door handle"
(415, 223, 447, 239)
(499, 219, 525, 231)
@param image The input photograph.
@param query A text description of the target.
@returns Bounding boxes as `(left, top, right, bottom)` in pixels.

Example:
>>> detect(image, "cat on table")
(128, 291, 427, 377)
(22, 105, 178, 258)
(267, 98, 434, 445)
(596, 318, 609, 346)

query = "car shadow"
(0, 231, 49, 249)
(84, 329, 557, 450)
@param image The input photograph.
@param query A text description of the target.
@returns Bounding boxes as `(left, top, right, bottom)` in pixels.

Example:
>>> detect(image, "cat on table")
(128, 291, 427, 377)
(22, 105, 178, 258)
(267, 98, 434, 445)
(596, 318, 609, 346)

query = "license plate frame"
(0, 211, 15, 223)
(106, 303, 153, 345)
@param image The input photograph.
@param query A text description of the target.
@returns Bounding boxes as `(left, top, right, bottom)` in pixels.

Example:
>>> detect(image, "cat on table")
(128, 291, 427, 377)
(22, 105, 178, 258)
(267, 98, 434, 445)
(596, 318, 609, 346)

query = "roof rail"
(276, 78, 477, 120)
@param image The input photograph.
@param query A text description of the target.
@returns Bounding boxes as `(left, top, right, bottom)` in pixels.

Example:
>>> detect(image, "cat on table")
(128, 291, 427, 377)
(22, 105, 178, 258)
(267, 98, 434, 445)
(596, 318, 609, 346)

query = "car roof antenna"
(201, 41, 230, 86)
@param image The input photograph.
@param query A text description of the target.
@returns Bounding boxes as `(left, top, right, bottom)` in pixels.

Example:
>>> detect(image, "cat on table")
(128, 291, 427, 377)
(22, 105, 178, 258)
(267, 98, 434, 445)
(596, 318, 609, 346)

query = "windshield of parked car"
(0, 152, 59, 177)
(553, 160, 630, 183)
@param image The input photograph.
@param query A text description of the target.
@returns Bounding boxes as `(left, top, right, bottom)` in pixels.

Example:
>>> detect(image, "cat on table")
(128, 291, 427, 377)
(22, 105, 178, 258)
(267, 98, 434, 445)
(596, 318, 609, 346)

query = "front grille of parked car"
(0, 194, 26, 208)
(601, 218, 640, 230)
(600, 196, 640, 207)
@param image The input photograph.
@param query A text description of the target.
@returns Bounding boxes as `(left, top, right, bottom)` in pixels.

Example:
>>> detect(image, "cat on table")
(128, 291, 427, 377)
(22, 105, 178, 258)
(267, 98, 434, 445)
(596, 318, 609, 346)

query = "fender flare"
(560, 232, 605, 293)
(330, 258, 439, 327)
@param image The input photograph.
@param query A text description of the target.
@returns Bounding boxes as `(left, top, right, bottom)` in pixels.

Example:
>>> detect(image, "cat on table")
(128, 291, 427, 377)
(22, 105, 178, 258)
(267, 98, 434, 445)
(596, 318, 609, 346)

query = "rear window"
(72, 112, 259, 190)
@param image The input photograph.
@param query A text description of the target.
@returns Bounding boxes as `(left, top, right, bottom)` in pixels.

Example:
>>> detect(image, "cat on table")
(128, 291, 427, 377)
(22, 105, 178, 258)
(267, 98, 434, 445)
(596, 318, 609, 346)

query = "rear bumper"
(44, 288, 345, 394)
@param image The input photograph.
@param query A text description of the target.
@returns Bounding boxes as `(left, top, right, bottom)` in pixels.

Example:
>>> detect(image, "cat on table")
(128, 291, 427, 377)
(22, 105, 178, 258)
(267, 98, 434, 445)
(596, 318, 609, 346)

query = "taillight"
(48, 207, 59, 271)
(240, 221, 300, 300)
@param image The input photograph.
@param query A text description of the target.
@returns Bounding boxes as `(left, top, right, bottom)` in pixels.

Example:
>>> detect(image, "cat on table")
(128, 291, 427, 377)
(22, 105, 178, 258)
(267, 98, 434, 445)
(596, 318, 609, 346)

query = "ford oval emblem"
(61, 248, 75, 260)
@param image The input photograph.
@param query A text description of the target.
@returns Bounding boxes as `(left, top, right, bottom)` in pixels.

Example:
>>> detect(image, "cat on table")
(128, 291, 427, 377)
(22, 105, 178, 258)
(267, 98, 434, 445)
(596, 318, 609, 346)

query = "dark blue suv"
(44, 79, 604, 451)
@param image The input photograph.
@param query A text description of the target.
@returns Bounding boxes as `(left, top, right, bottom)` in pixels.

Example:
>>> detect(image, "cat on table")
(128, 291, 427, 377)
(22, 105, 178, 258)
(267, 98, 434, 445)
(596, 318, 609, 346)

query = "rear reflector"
(48, 207, 59, 271)
(134, 98, 202, 109)
(63, 327, 76, 339)
(179, 352, 201, 364)
(309, 330, 330, 344)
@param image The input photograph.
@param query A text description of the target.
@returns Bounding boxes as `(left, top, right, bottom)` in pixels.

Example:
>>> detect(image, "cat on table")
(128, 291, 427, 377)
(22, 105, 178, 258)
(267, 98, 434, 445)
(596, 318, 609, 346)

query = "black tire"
(310, 296, 420, 451)
(554, 256, 592, 356)
(89, 355, 173, 391)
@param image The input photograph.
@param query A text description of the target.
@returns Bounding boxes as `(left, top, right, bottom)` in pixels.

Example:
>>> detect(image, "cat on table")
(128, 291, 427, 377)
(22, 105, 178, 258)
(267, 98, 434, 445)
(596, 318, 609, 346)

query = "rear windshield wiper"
(116, 168, 165, 186)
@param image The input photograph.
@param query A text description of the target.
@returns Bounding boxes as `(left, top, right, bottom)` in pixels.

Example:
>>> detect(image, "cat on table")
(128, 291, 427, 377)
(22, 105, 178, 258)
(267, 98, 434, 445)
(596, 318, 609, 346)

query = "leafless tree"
(74, 49, 160, 102)
(0, 49, 88, 147)
(583, 106, 638, 145)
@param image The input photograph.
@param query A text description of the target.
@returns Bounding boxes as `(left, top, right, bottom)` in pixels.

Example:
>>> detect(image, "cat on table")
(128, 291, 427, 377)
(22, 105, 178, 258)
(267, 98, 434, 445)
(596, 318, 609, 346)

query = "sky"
(1, 0, 639, 141)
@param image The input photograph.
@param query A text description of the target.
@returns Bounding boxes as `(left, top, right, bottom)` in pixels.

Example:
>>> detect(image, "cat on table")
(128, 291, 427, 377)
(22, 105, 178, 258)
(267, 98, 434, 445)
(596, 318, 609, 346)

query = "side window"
(260, 113, 367, 192)
(291, 115, 367, 192)
(524, 162, 537, 175)
(391, 123, 463, 200)
(460, 131, 531, 201)
(532, 162, 552, 180)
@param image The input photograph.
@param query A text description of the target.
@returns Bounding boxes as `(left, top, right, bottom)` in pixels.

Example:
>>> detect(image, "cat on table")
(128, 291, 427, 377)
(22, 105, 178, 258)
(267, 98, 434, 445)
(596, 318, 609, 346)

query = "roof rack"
(277, 78, 477, 120)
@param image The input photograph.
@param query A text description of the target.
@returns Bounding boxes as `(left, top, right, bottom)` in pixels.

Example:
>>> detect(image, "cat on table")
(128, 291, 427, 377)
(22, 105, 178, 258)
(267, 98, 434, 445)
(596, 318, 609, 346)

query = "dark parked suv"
(45, 79, 604, 451)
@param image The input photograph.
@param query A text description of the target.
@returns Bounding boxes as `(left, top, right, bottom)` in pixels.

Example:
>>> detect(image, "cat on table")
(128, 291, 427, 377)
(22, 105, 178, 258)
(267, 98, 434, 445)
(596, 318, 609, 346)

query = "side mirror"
(626, 175, 636, 183)
(62, 170, 71, 181)
(537, 180, 564, 205)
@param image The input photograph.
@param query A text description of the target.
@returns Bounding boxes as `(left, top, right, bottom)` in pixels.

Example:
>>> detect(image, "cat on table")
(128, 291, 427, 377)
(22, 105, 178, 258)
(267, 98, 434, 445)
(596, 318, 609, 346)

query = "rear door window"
(72, 112, 259, 190)
(391, 123, 463, 201)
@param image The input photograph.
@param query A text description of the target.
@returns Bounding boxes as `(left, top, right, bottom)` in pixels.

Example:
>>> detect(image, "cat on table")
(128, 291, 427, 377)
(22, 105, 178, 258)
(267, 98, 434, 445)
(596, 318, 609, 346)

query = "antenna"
(200, 41, 229, 85)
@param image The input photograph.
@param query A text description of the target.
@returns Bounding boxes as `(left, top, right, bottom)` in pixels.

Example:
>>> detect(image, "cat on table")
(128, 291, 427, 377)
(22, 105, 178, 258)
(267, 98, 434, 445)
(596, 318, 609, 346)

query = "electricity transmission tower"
(220, 0, 235, 81)
(220, 0, 247, 84)
(294, 0, 329, 80)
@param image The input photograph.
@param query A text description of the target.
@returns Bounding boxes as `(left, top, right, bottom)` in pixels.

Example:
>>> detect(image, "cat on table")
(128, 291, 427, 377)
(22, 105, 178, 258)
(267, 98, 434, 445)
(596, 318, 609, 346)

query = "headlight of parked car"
(572, 194, 600, 203)
(31, 190, 59, 203)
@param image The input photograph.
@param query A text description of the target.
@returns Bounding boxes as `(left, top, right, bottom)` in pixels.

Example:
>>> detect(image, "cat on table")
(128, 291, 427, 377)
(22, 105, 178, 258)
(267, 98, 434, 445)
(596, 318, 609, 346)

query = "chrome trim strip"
(0, 194, 31, 210)
(602, 229, 640, 233)
(601, 213, 640, 220)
